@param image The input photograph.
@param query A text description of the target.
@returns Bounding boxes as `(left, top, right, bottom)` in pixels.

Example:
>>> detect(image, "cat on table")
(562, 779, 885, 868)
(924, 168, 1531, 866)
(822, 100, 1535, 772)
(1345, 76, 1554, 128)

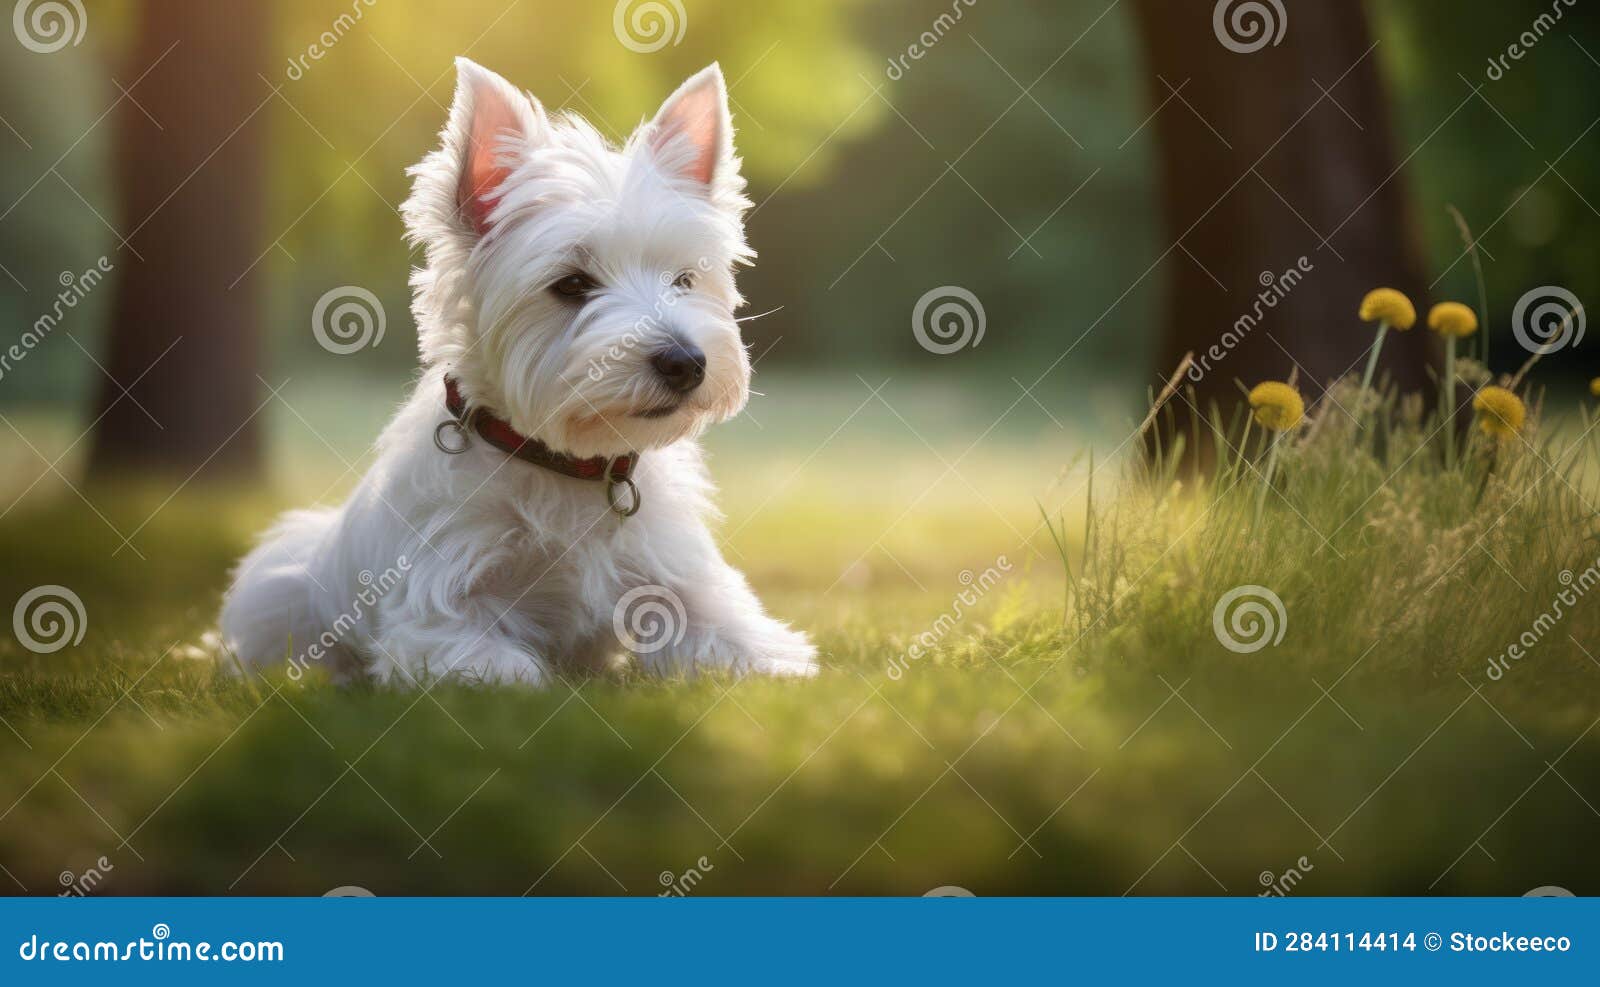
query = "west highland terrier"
(219, 59, 818, 684)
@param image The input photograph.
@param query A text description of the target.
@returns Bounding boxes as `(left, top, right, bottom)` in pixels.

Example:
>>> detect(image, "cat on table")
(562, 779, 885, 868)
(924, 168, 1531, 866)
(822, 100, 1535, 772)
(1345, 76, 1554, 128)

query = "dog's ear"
(437, 58, 547, 236)
(649, 64, 735, 189)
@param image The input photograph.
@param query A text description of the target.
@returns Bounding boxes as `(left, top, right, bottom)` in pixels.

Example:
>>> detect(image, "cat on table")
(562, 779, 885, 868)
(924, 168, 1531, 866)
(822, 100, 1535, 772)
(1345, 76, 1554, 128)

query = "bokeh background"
(2, 0, 1596, 471)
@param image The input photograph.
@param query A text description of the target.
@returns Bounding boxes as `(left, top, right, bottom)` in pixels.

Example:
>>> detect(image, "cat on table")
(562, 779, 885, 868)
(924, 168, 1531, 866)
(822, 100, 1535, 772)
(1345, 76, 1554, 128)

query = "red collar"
(440, 376, 640, 515)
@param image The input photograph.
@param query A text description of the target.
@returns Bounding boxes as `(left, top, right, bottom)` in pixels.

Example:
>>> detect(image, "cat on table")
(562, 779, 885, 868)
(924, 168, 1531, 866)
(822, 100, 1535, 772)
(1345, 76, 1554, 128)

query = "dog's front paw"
(637, 616, 819, 679)
(370, 634, 550, 687)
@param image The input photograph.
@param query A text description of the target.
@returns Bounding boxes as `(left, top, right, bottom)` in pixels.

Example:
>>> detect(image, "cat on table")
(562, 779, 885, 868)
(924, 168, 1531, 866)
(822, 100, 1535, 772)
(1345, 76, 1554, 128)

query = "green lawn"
(1, 372, 1598, 895)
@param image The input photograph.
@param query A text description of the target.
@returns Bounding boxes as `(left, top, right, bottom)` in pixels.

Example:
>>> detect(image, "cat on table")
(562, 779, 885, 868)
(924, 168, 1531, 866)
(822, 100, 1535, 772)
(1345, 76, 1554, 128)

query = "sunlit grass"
(1, 372, 1598, 895)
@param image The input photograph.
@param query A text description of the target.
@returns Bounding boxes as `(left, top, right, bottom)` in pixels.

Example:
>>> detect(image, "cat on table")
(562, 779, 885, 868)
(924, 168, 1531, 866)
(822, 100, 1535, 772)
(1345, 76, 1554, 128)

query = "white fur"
(219, 59, 817, 685)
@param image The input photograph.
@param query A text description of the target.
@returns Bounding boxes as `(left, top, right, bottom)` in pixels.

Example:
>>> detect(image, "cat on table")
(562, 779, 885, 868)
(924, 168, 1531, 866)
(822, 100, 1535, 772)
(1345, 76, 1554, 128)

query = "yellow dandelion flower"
(1590, 377, 1600, 398)
(1472, 385, 1525, 440)
(1427, 301, 1478, 337)
(1248, 381, 1304, 432)
(1358, 288, 1416, 330)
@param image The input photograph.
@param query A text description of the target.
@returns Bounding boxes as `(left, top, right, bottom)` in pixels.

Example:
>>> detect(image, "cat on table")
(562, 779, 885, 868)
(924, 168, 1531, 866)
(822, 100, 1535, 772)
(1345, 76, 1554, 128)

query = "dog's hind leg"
(219, 507, 343, 676)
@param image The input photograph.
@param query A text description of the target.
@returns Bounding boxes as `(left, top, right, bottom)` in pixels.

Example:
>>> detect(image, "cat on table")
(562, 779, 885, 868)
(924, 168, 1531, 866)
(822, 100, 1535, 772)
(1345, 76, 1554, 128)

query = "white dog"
(219, 59, 818, 685)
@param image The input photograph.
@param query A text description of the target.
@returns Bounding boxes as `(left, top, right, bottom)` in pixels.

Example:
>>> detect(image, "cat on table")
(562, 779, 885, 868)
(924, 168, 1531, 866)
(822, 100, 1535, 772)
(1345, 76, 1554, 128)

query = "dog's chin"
(553, 402, 713, 456)
(533, 369, 749, 456)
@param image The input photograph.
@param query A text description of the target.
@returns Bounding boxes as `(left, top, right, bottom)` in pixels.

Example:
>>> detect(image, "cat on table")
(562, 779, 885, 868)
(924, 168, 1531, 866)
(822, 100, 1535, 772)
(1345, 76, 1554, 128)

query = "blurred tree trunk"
(1131, 0, 1434, 462)
(87, 0, 268, 480)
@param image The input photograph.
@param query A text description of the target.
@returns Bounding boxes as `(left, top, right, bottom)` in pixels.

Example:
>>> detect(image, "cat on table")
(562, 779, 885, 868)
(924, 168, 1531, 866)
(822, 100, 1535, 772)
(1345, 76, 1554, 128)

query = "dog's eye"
(551, 273, 599, 299)
(672, 271, 696, 292)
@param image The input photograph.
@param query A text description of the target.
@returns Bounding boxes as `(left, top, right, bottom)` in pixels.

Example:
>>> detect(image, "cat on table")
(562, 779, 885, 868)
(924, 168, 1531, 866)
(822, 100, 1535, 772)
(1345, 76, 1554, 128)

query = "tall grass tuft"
(1045, 343, 1600, 695)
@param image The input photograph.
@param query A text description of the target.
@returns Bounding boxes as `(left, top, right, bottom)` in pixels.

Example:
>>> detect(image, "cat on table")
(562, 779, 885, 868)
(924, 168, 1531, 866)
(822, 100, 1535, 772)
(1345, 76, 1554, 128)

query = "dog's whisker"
(735, 306, 783, 323)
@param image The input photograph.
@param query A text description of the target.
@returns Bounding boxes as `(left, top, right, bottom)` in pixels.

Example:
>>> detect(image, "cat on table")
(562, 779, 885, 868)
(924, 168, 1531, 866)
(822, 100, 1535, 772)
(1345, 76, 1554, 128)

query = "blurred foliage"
(1376, 1, 1600, 358)
(0, 0, 1596, 409)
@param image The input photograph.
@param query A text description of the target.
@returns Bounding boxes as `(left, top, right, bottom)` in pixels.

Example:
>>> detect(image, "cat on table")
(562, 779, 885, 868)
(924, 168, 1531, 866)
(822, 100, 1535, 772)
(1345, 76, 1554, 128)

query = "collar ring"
(605, 464, 641, 518)
(434, 418, 472, 455)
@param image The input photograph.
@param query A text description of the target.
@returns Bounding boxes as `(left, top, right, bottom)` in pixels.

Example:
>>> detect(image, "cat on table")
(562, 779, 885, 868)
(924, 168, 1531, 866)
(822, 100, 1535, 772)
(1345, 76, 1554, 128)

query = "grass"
(1, 370, 1599, 896)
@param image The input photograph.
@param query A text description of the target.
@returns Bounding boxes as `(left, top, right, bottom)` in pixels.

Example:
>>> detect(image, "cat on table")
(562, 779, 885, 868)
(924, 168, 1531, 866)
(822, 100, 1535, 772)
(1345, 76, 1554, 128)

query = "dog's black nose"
(650, 341, 706, 394)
